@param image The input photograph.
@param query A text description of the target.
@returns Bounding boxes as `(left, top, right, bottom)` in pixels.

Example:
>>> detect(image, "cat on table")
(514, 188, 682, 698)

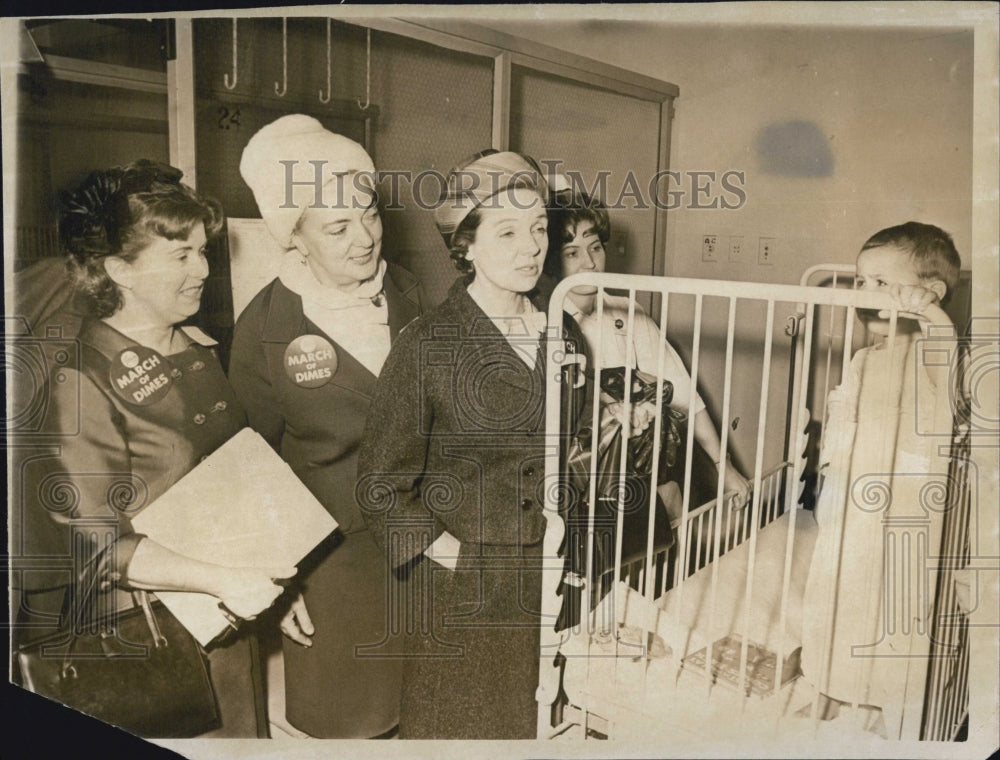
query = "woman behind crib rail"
(544, 183, 751, 523)
(800, 222, 961, 736)
(15, 160, 292, 736)
(357, 150, 588, 739)
(229, 115, 421, 738)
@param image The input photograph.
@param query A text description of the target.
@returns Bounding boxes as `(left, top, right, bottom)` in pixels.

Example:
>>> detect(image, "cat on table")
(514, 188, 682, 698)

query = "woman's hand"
(126, 539, 296, 620)
(279, 593, 315, 647)
(208, 565, 297, 620)
(603, 400, 656, 436)
(723, 465, 752, 511)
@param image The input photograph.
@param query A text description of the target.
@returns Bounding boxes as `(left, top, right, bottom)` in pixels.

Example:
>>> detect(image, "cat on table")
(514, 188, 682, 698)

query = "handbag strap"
(133, 590, 168, 648)
(60, 542, 115, 635)
(49, 548, 108, 675)
(54, 552, 167, 677)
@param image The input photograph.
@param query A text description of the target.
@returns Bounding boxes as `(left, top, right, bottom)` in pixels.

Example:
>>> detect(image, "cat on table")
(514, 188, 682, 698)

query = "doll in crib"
(799, 222, 961, 736)
(544, 184, 751, 567)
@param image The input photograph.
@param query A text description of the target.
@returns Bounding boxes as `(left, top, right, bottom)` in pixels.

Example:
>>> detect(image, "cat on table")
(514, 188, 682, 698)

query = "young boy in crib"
(800, 221, 961, 737)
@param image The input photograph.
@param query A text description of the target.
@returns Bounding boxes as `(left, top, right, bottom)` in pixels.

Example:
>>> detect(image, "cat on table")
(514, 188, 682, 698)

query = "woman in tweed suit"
(357, 150, 586, 738)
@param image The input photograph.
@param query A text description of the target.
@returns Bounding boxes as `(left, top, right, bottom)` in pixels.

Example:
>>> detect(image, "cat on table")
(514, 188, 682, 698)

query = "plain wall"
(481, 19, 975, 472)
(483, 21, 973, 278)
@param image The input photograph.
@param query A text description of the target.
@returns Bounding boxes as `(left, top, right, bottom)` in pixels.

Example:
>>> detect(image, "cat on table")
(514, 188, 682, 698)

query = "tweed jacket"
(228, 262, 422, 534)
(357, 276, 588, 568)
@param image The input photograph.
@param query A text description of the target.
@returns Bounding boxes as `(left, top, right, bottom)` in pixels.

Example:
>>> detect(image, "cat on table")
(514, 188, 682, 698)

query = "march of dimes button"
(110, 346, 173, 406)
(284, 335, 338, 388)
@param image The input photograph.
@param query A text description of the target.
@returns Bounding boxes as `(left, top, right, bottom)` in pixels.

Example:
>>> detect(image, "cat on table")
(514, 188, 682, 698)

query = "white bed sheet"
(654, 508, 818, 655)
(559, 509, 818, 711)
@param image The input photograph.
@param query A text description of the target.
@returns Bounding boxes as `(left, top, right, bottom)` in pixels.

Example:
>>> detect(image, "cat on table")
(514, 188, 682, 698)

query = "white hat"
(239, 114, 376, 249)
(549, 172, 572, 193)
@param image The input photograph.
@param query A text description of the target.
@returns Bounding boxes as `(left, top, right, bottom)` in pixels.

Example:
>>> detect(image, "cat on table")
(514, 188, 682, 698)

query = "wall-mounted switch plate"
(702, 234, 718, 262)
(758, 237, 776, 265)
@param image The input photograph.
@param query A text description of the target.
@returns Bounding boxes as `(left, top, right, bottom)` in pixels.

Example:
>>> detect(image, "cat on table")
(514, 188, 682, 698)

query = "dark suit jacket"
(227, 263, 422, 534)
(357, 276, 588, 567)
(17, 318, 245, 613)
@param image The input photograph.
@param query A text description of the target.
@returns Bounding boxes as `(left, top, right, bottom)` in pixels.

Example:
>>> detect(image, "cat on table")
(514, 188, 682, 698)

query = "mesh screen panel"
(368, 29, 494, 307)
(510, 66, 662, 278)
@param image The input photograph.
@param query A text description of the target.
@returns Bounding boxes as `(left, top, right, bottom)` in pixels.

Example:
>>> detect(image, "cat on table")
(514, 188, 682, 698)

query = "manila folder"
(132, 427, 337, 645)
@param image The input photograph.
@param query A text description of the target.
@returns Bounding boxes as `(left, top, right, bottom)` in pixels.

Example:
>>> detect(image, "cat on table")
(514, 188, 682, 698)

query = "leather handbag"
(14, 558, 220, 738)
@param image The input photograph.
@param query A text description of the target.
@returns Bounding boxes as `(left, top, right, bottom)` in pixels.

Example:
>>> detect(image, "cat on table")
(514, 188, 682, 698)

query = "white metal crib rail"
(619, 461, 792, 598)
(538, 272, 966, 744)
(920, 424, 972, 741)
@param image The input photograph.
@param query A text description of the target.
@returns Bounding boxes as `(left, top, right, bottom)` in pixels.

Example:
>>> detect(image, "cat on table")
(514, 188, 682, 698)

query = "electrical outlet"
(758, 236, 776, 265)
(729, 235, 744, 262)
(702, 234, 718, 262)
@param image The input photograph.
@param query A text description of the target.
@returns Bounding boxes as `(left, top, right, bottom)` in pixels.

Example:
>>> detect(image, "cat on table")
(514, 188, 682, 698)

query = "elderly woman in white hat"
(228, 115, 422, 739)
(357, 150, 589, 738)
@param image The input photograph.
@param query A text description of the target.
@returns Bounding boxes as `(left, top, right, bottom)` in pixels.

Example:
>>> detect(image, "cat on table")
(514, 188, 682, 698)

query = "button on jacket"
(229, 264, 421, 534)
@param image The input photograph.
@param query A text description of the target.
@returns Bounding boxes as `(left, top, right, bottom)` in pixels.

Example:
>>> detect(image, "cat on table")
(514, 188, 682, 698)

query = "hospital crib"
(536, 270, 971, 744)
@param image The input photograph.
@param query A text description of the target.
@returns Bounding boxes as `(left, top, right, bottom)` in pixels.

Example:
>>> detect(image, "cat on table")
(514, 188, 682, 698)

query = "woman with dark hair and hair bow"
(357, 150, 587, 739)
(15, 160, 293, 737)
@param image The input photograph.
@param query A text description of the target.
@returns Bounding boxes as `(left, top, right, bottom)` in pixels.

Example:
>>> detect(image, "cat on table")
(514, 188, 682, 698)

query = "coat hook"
(223, 18, 238, 90)
(357, 28, 371, 111)
(274, 18, 288, 97)
(318, 19, 332, 104)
